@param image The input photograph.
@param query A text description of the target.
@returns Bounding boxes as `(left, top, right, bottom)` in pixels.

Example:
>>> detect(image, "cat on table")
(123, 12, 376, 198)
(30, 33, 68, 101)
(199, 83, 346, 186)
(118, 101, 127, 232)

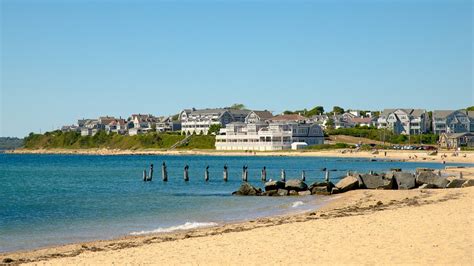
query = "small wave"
(291, 201, 304, 208)
(130, 222, 218, 236)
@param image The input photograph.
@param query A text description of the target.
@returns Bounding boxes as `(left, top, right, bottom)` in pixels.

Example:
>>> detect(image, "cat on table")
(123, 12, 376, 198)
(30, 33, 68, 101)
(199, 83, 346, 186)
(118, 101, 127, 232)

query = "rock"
(308, 181, 334, 192)
(298, 190, 311, 196)
(390, 168, 402, 172)
(288, 190, 299, 196)
(262, 189, 279, 196)
(311, 186, 331, 195)
(393, 172, 416, 190)
(462, 179, 474, 188)
(264, 180, 286, 191)
(360, 174, 394, 189)
(335, 176, 359, 193)
(418, 183, 437, 189)
(285, 179, 308, 192)
(416, 168, 435, 174)
(233, 183, 262, 196)
(416, 172, 449, 188)
(331, 187, 340, 194)
(446, 179, 467, 188)
(277, 189, 288, 196)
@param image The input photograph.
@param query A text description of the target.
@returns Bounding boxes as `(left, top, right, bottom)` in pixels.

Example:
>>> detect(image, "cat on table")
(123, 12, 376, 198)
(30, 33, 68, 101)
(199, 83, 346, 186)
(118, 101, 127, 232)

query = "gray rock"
(262, 189, 279, 196)
(277, 189, 289, 196)
(418, 183, 437, 189)
(446, 179, 467, 188)
(311, 186, 331, 195)
(360, 174, 394, 189)
(233, 183, 262, 196)
(416, 172, 449, 188)
(285, 179, 308, 192)
(264, 180, 286, 191)
(416, 168, 435, 174)
(288, 190, 299, 196)
(298, 190, 311, 196)
(393, 172, 416, 190)
(331, 187, 340, 194)
(462, 179, 474, 188)
(308, 181, 334, 193)
(335, 176, 359, 193)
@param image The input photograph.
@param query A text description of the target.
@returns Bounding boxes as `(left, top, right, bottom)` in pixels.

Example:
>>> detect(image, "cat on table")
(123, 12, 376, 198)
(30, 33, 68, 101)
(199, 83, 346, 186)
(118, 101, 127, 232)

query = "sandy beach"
(2, 166, 473, 265)
(9, 148, 474, 164)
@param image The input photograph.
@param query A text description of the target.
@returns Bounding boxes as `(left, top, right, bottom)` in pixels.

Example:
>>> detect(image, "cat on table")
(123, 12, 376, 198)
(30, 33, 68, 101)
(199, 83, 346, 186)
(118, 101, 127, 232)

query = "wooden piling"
(301, 170, 306, 181)
(223, 164, 228, 182)
(261, 166, 267, 182)
(162, 162, 168, 182)
(143, 169, 147, 182)
(148, 164, 154, 181)
(242, 165, 248, 182)
(205, 165, 209, 181)
(184, 165, 189, 181)
(281, 169, 286, 181)
(325, 170, 330, 182)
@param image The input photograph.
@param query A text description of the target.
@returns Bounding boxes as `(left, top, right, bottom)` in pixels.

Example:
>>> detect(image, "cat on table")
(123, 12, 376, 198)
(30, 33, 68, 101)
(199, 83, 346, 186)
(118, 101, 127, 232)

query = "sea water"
(0, 154, 470, 252)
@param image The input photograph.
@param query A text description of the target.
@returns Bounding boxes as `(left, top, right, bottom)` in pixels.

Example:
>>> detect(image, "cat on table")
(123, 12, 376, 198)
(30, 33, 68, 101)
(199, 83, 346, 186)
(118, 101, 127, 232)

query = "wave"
(291, 201, 304, 208)
(130, 222, 218, 236)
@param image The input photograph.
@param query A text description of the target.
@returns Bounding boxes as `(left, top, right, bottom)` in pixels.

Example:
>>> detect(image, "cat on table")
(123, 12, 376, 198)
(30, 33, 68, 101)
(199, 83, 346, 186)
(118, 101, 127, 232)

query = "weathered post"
(205, 165, 210, 181)
(223, 164, 228, 182)
(325, 170, 330, 182)
(301, 170, 306, 181)
(148, 164, 154, 181)
(242, 165, 248, 182)
(281, 169, 286, 181)
(184, 165, 189, 181)
(143, 169, 147, 182)
(261, 166, 267, 182)
(162, 162, 168, 182)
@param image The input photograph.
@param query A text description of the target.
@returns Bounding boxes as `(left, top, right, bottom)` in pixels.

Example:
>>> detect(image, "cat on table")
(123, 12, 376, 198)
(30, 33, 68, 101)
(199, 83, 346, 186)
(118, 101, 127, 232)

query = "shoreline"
(7, 148, 474, 164)
(2, 186, 473, 265)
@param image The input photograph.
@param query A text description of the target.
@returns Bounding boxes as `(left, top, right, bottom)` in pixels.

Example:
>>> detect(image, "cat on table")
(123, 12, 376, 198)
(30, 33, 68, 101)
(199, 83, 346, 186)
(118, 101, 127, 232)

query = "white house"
(432, 110, 473, 134)
(180, 108, 250, 135)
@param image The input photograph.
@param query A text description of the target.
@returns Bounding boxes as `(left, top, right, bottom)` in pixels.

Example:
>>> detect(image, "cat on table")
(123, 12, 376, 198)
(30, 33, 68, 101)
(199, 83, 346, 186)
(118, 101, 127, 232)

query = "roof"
(380, 109, 426, 118)
(249, 110, 273, 120)
(270, 114, 306, 122)
(442, 132, 474, 139)
(351, 117, 373, 123)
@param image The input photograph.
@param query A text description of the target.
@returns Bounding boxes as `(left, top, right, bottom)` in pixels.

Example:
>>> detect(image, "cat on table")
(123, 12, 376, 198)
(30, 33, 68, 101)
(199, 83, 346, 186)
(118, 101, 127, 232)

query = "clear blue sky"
(1, 0, 472, 137)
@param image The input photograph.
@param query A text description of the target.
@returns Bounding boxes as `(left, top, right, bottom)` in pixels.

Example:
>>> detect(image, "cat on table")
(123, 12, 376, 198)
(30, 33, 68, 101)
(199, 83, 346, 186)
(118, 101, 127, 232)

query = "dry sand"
(3, 186, 473, 265)
(9, 148, 474, 164)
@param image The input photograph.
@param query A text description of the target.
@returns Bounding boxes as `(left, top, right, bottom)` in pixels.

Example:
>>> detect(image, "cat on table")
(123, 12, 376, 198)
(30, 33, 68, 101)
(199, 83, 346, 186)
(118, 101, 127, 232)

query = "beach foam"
(130, 222, 218, 236)
(291, 201, 304, 208)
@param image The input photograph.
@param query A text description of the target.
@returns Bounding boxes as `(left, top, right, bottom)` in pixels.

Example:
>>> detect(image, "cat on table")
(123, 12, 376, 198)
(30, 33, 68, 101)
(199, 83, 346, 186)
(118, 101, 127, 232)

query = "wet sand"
(2, 185, 473, 265)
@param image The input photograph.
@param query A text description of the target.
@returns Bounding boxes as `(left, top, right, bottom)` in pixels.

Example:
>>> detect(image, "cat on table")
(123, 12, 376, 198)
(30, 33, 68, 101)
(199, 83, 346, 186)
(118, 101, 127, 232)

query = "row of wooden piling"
(143, 163, 331, 182)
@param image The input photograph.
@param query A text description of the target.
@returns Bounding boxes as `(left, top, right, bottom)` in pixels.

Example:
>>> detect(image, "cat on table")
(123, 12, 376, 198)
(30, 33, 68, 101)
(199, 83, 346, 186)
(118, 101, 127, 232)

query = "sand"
(9, 148, 474, 164)
(3, 185, 473, 265)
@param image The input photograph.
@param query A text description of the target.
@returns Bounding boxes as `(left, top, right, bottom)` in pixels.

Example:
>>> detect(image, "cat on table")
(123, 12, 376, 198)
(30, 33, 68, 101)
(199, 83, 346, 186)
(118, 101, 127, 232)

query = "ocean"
(0, 153, 470, 253)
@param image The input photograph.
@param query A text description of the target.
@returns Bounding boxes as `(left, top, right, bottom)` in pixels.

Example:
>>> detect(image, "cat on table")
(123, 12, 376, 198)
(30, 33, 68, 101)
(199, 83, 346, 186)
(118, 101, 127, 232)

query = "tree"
(306, 106, 325, 117)
(283, 110, 296, 115)
(466, 106, 474, 111)
(332, 106, 345, 115)
(325, 118, 335, 129)
(230, 103, 246, 110)
(208, 124, 221, 135)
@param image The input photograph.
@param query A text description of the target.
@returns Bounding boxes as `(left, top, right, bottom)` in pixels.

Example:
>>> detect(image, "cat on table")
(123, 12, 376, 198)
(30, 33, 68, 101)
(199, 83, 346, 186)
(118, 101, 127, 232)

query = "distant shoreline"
(7, 148, 474, 164)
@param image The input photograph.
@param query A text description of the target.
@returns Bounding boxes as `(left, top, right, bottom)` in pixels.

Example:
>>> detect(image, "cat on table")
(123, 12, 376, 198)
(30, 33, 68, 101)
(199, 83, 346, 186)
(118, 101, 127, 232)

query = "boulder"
(360, 174, 394, 189)
(331, 187, 341, 194)
(288, 190, 299, 196)
(285, 179, 308, 192)
(390, 168, 402, 172)
(277, 189, 288, 196)
(462, 179, 474, 188)
(416, 172, 449, 188)
(335, 176, 359, 193)
(233, 183, 262, 196)
(418, 183, 437, 189)
(308, 181, 335, 193)
(446, 179, 467, 188)
(298, 190, 311, 196)
(311, 186, 331, 195)
(261, 189, 278, 196)
(393, 172, 416, 190)
(264, 180, 286, 191)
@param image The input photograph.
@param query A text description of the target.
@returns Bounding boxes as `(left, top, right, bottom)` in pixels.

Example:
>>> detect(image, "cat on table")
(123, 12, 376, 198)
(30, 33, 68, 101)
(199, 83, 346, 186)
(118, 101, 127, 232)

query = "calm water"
(0, 154, 470, 253)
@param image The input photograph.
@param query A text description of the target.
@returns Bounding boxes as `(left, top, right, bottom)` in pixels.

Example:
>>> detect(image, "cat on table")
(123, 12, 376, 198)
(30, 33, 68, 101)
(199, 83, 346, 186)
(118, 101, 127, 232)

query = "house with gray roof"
(439, 132, 474, 149)
(432, 110, 473, 134)
(179, 108, 251, 135)
(377, 109, 429, 135)
(245, 110, 273, 123)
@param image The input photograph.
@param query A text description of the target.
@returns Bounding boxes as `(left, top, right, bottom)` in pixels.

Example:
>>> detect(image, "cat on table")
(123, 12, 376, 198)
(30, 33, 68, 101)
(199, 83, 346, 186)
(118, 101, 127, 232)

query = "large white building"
(215, 122, 324, 151)
(179, 108, 251, 135)
(377, 109, 429, 135)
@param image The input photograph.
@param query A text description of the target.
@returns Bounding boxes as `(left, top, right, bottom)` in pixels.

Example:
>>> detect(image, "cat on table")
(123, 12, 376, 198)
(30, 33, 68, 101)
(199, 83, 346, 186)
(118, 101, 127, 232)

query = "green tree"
(466, 106, 474, 111)
(208, 124, 221, 135)
(283, 110, 296, 115)
(230, 103, 246, 110)
(332, 106, 345, 115)
(306, 106, 324, 117)
(325, 118, 335, 129)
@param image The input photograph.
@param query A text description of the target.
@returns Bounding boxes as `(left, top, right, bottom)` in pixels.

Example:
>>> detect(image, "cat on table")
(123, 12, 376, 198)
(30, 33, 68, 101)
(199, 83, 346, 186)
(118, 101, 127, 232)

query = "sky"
(1, 0, 472, 137)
